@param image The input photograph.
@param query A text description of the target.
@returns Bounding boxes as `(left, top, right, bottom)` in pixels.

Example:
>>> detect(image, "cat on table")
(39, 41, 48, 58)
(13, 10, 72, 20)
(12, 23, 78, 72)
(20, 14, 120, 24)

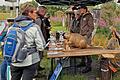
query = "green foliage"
(96, 27, 110, 37)
(100, 1, 120, 26)
(116, 5, 120, 17)
(116, 24, 120, 30)
(46, 5, 67, 16)
(1, 5, 6, 10)
(40, 52, 51, 71)
(51, 21, 62, 27)
(60, 74, 87, 80)
(0, 5, 7, 13)
(51, 26, 68, 32)
(31, 0, 38, 8)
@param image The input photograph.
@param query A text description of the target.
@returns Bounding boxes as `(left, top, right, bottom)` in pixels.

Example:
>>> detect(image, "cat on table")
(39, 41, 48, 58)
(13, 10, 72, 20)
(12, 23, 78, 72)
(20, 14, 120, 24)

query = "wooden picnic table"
(47, 42, 120, 80)
(47, 46, 120, 58)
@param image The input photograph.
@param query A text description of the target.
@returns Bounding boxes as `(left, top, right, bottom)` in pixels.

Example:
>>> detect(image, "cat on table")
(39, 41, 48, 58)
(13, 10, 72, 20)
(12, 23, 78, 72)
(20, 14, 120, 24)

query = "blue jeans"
(1, 60, 7, 80)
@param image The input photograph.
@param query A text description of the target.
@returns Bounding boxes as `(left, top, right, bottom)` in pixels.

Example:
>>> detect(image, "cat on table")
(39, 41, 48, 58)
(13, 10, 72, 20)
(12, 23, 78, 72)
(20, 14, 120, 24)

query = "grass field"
(0, 13, 15, 20)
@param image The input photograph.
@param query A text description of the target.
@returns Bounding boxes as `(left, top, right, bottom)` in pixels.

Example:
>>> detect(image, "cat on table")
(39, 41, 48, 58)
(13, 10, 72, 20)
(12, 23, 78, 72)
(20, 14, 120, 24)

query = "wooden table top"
(47, 47, 120, 58)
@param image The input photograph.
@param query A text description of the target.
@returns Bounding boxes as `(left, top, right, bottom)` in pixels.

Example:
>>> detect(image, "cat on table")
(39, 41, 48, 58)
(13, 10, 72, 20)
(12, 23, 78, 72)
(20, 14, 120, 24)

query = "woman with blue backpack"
(2, 3, 45, 80)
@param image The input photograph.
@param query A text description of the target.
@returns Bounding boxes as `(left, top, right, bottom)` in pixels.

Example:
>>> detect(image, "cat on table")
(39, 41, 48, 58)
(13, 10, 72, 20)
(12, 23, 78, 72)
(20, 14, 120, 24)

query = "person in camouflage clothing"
(79, 6, 94, 73)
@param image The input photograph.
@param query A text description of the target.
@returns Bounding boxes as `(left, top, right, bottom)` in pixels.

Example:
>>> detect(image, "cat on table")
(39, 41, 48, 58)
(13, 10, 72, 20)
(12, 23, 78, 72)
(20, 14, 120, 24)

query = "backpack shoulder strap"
(21, 22, 34, 31)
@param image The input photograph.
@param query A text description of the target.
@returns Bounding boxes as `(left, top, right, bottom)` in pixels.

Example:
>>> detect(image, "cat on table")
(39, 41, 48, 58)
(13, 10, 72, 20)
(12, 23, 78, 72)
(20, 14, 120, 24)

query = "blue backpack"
(3, 22, 34, 62)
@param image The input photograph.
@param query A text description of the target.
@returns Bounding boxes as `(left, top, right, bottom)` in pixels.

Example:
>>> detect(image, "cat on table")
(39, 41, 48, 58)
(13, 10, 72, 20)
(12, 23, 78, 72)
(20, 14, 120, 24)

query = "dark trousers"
(81, 55, 92, 67)
(10, 63, 37, 80)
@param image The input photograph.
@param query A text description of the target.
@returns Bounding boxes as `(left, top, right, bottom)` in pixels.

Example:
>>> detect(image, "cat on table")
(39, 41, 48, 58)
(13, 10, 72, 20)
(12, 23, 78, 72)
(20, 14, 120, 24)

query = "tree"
(100, 1, 120, 27)
(31, 0, 38, 8)
(46, 5, 67, 16)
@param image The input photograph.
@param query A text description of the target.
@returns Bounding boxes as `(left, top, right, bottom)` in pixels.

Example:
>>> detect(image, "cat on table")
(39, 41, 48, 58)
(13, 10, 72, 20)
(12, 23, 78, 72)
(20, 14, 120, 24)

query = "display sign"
(50, 63, 62, 80)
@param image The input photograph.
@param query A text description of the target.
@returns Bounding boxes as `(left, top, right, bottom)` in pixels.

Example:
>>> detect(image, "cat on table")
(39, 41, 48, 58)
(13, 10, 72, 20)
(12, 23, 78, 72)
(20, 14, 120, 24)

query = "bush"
(51, 21, 62, 27)
(96, 27, 110, 37)
(50, 16, 63, 27)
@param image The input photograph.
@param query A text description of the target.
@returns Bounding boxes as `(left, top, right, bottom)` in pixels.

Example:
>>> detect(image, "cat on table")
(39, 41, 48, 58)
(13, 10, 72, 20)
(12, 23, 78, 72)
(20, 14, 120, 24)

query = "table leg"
(73, 57, 77, 74)
(51, 58, 54, 73)
(48, 58, 54, 80)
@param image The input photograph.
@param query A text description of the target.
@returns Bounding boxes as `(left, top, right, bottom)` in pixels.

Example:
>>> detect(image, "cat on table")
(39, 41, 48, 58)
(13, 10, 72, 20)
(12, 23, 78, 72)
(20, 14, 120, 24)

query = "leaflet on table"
(47, 52, 63, 55)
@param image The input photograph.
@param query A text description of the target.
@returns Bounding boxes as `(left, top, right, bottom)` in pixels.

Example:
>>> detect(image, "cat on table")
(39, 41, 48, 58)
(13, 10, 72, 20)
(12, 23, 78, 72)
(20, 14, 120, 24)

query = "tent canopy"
(35, 0, 112, 6)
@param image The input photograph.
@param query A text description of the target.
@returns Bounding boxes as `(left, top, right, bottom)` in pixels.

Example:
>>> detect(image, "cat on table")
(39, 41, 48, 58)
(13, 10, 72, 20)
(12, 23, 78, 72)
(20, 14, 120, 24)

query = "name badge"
(83, 18, 86, 21)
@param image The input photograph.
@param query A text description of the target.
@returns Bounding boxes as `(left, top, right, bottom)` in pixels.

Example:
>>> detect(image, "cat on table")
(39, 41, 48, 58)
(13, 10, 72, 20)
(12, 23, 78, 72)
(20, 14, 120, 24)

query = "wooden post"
(100, 58, 112, 80)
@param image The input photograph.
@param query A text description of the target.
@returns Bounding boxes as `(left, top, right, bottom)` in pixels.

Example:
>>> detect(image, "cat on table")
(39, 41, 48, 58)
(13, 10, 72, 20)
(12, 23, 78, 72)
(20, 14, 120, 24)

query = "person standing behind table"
(35, 6, 48, 42)
(10, 4, 45, 80)
(79, 6, 94, 73)
(69, 6, 83, 69)
(35, 6, 47, 72)
(70, 8, 81, 33)
(70, 7, 87, 69)
(44, 13, 51, 42)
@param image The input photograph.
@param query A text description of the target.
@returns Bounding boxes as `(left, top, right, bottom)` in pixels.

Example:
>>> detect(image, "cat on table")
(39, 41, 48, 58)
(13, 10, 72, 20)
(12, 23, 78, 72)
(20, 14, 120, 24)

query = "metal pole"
(16, 0, 19, 17)
(10, 2, 14, 17)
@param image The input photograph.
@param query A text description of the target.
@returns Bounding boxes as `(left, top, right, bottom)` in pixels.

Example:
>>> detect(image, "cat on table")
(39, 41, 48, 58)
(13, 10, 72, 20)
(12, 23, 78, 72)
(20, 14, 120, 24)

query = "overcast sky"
(0, 0, 32, 6)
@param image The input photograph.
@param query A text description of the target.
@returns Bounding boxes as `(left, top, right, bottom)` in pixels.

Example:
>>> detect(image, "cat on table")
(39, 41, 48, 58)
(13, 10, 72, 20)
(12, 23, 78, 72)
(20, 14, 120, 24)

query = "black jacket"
(35, 15, 48, 42)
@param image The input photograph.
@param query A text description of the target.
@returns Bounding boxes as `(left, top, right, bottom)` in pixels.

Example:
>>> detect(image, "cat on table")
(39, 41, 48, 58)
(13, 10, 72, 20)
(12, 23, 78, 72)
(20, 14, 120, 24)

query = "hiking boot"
(77, 62, 86, 67)
(82, 67, 91, 73)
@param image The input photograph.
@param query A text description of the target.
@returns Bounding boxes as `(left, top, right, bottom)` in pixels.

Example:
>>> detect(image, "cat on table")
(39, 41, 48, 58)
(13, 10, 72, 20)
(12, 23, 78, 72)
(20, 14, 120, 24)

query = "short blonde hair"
(20, 3, 36, 16)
